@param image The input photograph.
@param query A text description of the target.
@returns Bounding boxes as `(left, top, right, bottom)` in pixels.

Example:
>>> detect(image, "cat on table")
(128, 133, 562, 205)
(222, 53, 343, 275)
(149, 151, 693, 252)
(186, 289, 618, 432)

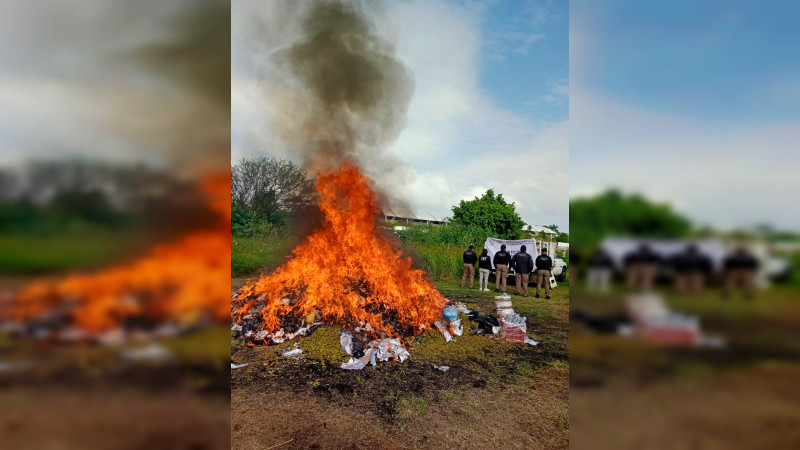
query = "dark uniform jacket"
(463, 250, 478, 265)
(723, 252, 759, 271)
(493, 250, 511, 266)
(671, 251, 713, 274)
(535, 254, 553, 271)
(588, 250, 614, 269)
(478, 255, 492, 270)
(624, 246, 661, 268)
(512, 251, 534, 274)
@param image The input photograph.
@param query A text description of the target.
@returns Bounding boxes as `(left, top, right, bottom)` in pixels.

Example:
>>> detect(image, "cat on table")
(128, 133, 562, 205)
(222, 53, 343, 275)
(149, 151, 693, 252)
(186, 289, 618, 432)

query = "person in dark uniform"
(493, 244, 512, 294)
(511, 245, 534, 297)
(723, 246, 759, 299)
(624, 243, 661, 291)
(568, 247, 580, 285)
(478, 248, 492, 292)
(670, 244, 712, 295)
(587, 247, 614, 293)
(461, 244, 478, 289)
(534, 247, 553, 299)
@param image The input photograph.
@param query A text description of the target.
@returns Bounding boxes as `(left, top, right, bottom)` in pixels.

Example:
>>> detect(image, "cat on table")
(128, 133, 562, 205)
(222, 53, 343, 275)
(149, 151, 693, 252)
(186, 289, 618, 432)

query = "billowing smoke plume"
(239, 0, 416, 211)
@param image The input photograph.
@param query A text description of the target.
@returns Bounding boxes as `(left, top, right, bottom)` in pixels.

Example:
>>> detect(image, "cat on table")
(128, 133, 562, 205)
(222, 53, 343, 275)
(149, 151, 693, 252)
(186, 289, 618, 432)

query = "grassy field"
(409, 244, 463, 280)
(231, 235, 289, 277)
(569, 283, 800, 448)
(0, 230, 151, 274)
(231, 271, 570, 448)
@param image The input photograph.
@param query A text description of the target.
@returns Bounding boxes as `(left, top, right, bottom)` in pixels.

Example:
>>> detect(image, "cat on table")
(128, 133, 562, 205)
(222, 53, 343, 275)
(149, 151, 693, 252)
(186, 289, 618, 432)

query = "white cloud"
(570, 6, 800, 231)
(570, 89, 800, 230)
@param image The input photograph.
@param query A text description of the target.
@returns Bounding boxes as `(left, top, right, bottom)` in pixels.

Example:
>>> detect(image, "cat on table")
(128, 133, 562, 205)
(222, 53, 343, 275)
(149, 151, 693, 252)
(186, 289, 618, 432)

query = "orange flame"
(232, 163, 445, 341)
(12, 172, 231, 333)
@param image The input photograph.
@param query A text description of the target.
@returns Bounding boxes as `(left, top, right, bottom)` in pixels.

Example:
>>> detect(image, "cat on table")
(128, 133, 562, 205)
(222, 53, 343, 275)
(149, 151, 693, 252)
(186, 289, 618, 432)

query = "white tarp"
(599, 238, 728, 272)
(482, 237, 538, 270)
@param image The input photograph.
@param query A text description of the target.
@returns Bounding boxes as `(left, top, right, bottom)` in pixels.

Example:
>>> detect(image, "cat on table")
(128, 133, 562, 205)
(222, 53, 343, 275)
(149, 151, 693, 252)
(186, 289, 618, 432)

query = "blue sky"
(479, 0, 569, 123)
(571, 0, 800, 230)
(233, 0, 570, 231)
(578, 1, 800, 126)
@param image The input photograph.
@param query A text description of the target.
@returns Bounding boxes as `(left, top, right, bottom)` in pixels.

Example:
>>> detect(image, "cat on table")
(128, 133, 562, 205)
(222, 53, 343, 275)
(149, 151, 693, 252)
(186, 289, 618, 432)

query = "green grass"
(0, 230, 149, 273)
(231, 235, 288, 276)
(410, 244, 463, 280)
(433, 277, 569, 321)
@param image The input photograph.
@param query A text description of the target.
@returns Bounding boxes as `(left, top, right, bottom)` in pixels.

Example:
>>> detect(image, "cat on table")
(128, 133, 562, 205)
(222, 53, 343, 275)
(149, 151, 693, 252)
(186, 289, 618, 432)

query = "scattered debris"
(96, 328, 126, 346)
(452, 301, 471, 315)
(339, 337, 411, 370)
(524, 337, 539, 346)
(121, 343, 173, 362)
(433, 365, 450, 372)
(433, 320, 452, 342)
(502, 313, 527, 343)
(338, 330, 369, 357)
(697, 335, 726, 349)
(442, 305, 458, 322)
(282, 343, 304, 357)
(231, 362, 249, 369)
(340, 348, 375, 370)
(465, 311, 501, 335)
(627, 294, 715, 346)
(451, 318, 463, 336)
(372, 338, 410, 363)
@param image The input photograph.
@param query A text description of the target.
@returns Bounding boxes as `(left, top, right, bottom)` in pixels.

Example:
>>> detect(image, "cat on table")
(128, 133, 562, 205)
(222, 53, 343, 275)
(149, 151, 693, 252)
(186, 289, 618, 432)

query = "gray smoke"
(0, 0, 230, 178)
(245, 0, 415, 211)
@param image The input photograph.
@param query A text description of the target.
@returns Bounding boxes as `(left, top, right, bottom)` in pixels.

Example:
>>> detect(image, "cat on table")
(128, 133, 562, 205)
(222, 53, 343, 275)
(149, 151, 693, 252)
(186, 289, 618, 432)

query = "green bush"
(395, 223, 493, 247)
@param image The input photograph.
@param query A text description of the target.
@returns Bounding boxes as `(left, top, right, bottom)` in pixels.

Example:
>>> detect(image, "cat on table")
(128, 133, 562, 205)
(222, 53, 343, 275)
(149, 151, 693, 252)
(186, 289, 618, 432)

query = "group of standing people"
(581, 243, 759, 299)
(461, 244, 554, 299)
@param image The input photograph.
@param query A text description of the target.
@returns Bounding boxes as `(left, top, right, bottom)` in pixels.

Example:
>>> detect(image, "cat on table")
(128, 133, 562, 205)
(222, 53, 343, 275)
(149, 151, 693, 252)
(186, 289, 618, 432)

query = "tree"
(231, 156, 315, 229)
(569, 189, 691, 249)
(450, 189, 525, 239)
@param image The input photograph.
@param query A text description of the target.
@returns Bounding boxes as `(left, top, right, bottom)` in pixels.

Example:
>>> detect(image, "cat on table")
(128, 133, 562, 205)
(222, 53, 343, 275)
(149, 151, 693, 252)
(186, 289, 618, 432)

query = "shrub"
(395, 223, 493, 248)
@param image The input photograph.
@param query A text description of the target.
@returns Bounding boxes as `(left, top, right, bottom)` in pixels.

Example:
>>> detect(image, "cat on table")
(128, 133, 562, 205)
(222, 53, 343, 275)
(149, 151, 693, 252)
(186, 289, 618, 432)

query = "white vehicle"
(551, 255, 568, 282)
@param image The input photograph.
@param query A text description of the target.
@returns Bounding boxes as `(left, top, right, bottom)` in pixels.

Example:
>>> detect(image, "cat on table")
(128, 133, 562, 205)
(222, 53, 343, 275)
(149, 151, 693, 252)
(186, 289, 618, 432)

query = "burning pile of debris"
(231, 165, 447, 363)
(3, 174, 231, 345)
(230, 0, 543, 369)
(231, 167, 540, 369)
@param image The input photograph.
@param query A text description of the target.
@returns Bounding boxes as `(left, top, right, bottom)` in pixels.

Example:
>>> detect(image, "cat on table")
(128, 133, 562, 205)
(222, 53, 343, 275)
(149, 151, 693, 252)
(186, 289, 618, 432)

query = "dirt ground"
(0, 383, 230, 450)
(0, 328, 231, 450)
(231, 279, 570, 449)
(569, 285, 800, 449)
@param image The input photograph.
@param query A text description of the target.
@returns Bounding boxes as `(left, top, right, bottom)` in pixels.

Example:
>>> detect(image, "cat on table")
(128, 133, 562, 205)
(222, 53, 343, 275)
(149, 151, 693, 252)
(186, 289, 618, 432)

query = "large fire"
(232, 163, 446, 343)
(11, 173, 231, 335)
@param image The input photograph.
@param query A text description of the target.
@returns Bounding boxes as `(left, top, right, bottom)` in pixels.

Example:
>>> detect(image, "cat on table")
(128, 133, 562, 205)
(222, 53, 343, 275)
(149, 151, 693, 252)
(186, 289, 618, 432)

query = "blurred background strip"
(0, 1, 231, 449)
(570, 1, 800, 449)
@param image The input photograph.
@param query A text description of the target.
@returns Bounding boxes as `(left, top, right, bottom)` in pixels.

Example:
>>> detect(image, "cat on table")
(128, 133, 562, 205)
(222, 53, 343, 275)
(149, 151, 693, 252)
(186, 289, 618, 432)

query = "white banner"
(481, 237, 538, 270)
(599, 238, 728, 272)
